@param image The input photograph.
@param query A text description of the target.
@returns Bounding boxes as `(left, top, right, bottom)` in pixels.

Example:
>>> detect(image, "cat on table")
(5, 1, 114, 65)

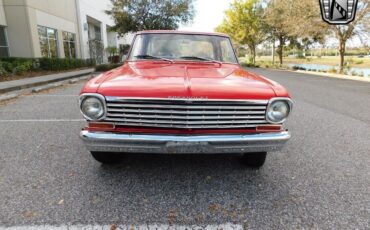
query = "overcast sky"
(179, 0, 233, 32)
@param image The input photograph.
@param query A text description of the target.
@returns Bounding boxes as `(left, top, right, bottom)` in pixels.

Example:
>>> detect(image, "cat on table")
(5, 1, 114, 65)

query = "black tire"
(90, 151, 124, 164)
(241, 152, 267, 168)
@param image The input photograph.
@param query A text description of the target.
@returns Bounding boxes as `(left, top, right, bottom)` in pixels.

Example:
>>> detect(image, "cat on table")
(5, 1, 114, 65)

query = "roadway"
(0, 69, 369, 229)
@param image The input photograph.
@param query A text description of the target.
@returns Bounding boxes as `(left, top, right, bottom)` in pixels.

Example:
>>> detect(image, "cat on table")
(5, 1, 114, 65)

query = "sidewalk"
(0, 68, 94, 94)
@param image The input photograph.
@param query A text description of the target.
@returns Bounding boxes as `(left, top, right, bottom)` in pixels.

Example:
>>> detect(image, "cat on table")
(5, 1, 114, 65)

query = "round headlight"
(80, 97, 105, 120)
(266, 100, 290, 123)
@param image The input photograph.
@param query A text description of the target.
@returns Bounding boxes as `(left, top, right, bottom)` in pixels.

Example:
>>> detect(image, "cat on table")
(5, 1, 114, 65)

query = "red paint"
(136, 30, 230, 37)
(81, 62, 290, 100)
(80, 31, 291, 133)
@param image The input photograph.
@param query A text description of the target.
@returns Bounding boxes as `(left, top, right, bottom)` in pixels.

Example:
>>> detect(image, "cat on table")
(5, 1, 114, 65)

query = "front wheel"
(241, 152, 267, 168)
(90, 151, 124, 164)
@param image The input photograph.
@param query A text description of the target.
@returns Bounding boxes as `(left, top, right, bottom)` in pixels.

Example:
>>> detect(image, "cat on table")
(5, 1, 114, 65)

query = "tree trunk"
(252, 46, 256, 65)
(248, 44, 256, 65)
(339, 39, 346, 73)
(272, 38, 275, 65)
(277, 36, 284, 66)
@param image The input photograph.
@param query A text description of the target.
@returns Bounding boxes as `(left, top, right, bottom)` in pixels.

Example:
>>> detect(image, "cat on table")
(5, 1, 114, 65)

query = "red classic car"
(79, 30, 292, 168)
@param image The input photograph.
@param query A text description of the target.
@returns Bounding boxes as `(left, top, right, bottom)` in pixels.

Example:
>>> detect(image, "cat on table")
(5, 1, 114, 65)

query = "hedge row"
(0, 57, 96, 75)
(95, 63, 122, 72)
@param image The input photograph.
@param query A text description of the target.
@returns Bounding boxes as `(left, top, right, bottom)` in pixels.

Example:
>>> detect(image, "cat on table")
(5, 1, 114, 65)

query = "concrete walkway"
(0, 68, 94, 94)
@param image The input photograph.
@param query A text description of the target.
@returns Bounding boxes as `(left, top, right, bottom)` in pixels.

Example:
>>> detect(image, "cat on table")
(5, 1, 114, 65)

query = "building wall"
(2, 0, 80, 58)
(76, 0, 131, 63)
(2, 0, 131, 60)
(0, 0, 7, 26)
(76, 0, 115, 62)
(26, 0, 81, 58)
(2, 0, 34, 57)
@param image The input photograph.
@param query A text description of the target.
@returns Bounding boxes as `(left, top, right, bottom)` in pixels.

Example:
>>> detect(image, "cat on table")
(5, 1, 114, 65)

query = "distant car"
(79, 30, 293, 168)
(358, 55, 364, 58)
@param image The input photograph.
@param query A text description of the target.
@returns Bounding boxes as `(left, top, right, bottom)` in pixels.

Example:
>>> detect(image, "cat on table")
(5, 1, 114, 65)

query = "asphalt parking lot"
(0, 69, 369, 229)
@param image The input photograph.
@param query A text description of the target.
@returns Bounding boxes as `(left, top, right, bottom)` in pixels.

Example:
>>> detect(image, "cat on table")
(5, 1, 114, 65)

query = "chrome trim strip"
(106, 113, 266, 120)
(79, 93, 107, 121)
(104, 118, 267, 125)
(107, 108, 266, 115)
(80, 130, 291, 154)
(107, 103, 267, 110)
(104, 122, 270, 129)
(105, 96, 269, 104)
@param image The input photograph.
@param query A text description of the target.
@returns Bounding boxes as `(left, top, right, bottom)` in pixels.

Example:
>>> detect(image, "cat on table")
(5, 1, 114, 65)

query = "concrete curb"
(0, 68, 95, 94)
(32, 83, 64, 93)
(248, 67, 370, 83)
(69, 79, 79, 84)
(0, 74, 95, 101)
(0, 93, 19, 102)
(295, 70, 370, 83)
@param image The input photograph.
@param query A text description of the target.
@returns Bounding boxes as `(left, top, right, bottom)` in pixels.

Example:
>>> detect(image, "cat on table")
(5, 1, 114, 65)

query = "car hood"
(96, 61, 277, 100)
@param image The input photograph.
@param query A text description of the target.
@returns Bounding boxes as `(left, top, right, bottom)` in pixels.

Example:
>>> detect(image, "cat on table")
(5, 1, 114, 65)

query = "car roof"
(136, 30, 230, 38)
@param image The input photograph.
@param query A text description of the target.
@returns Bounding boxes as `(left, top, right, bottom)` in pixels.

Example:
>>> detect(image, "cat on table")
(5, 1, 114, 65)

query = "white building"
(76, 0, 132, 63)
(0, 0, 132, 63)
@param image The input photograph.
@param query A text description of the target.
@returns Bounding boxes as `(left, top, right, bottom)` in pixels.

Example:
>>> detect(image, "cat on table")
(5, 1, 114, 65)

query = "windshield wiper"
(134, 55, 173, 63)
(179, 56, 222, 65)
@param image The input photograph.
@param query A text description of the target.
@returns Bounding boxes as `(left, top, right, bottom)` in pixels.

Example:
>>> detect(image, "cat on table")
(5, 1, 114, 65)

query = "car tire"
(90, 151, 124, 164)
(241, 152, 267, 168)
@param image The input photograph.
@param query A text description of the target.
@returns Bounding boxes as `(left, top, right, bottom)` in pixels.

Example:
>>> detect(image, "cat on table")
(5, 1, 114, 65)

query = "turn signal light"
(88, 122, 115, 130)
(256, 125, 282, 132)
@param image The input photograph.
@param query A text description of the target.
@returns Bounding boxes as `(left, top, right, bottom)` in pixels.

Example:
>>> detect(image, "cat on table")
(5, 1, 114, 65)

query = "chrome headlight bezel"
(79, 93, 107, 121)
(266, 98, 293, 124)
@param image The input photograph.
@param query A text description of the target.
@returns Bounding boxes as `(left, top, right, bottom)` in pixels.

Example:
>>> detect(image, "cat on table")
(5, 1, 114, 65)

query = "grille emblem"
(319, 0, 358, 24)
(168, 96, 208, 100)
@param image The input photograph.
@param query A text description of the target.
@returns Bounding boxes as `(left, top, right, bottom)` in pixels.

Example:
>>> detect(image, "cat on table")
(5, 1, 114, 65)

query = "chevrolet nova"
(79, 31, 292, 168)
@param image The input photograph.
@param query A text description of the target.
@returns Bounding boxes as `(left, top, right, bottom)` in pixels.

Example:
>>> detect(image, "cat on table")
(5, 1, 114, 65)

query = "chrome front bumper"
(80, 130, 290, 154)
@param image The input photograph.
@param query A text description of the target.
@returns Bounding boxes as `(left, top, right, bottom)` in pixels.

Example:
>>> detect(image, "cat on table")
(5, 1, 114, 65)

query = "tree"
(330, 0, 370, 72)
(284, 0, 369, 73)
(106, 0, 195, 36)
(263, 0, 294, 65)
(216, 0, 265, 64)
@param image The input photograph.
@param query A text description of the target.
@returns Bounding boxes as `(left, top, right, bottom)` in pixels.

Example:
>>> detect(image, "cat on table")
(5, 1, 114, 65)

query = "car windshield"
(128, 33, 238, 64)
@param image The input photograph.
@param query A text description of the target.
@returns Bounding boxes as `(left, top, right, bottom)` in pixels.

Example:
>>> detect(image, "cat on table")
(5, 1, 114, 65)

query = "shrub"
(0, 58, 36, 74)
(328, 67, 337, 74)
(292, 66, 306, 71)
(95, 63, 122, 72)
(13, 60, 33, 74)
(38, 58, 95, 71)
(351, 71, 364, 77)
(0, 57, 96, 76)
(0, 61, 8, 77)
(296, 51, 305, 59)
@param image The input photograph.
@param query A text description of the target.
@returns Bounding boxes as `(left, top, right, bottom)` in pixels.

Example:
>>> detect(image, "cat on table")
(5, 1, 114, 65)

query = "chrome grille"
(104, 97, 269, 129)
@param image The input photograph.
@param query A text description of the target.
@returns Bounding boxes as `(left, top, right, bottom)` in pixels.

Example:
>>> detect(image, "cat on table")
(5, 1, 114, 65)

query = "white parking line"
(0, 224, 243, 230)
(0, 119, 85, 122)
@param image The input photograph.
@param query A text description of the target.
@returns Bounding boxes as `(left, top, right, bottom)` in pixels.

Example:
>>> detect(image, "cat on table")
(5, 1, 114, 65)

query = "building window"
(63, 31, 76, 58)
(94, 25, 102, 40)
(0, 27, 9, 58)
(38, 26, 58, 58)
